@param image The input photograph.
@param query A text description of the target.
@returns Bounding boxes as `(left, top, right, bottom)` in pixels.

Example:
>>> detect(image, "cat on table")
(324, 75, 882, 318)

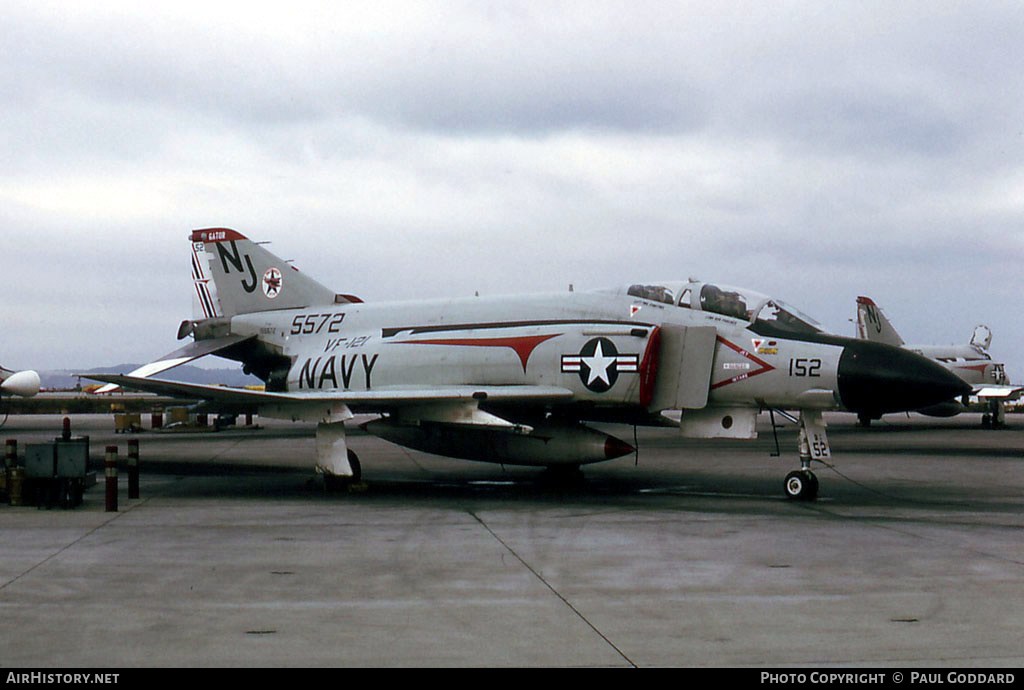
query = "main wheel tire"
(347, 449, 362, 482)
(323, 450, 362, 492)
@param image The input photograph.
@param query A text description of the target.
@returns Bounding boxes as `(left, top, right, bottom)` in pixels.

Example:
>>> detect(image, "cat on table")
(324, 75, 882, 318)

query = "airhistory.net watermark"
(5, 673, 119, 685)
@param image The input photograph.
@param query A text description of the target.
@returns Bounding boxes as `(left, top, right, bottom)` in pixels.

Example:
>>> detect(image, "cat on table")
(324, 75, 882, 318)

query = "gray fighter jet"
(855, 296, 1022, 427)
(87, 230, 969, 501)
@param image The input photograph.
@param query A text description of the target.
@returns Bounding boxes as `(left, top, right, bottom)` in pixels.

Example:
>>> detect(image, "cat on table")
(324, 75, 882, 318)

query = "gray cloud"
(1, 1, 1023, 377)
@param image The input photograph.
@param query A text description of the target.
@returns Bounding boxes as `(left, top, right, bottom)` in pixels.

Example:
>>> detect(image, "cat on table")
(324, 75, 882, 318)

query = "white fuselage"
(228, 288, 845, 415)
(906, 344, 1005, 386)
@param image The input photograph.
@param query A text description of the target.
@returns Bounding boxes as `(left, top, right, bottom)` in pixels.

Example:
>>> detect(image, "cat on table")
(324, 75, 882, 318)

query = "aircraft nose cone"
(837, 341, 972, 416)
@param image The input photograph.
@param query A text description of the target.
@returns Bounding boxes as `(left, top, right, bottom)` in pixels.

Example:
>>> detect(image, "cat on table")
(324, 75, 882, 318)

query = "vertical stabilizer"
(190, 229, 336, 316)
(855, 296, 904, 347)
(970, 325, 992, 351)
(191, 238, 222, 319)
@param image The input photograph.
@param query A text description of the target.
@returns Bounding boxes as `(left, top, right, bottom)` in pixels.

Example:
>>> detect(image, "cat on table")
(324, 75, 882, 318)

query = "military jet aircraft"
(0, 366, 40, 398)
(86, 230, 970, 501)
(855, 296, 1022, 427)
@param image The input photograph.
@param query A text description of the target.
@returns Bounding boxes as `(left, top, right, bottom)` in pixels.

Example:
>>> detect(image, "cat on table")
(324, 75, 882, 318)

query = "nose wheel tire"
(784, 470, 819, 501)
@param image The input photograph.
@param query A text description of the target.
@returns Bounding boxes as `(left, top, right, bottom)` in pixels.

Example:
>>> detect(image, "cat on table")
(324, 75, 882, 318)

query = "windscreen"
(627, 284, 677, 305)
(752, 300, 826, 337)
(625, 281, 828, 338)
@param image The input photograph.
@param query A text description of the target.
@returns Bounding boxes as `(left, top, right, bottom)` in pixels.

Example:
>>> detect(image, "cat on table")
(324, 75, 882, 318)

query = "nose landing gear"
(773, 409, 829, 501)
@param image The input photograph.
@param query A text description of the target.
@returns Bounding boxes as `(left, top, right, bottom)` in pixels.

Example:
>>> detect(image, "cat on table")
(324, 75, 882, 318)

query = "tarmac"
(0, 411, 1021, 668)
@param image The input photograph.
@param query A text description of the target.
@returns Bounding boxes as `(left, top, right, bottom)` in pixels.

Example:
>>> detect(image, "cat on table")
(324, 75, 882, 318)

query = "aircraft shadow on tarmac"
(82, 454, 1022, 522)
(59, 412, 1021, 518)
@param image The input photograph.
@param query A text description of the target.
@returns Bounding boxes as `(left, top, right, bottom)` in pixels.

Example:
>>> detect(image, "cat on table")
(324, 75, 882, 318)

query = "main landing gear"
(322, 449, 362, 492)
(981, 400, 1007, 430)
(316, 420, 365, 492)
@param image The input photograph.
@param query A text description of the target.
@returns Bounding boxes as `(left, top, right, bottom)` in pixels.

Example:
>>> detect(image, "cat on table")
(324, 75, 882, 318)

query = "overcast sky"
(3, 1, 1023, 377)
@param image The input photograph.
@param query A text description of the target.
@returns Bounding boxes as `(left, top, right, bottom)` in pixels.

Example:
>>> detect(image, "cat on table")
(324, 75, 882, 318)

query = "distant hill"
(41, 365, 263, 391)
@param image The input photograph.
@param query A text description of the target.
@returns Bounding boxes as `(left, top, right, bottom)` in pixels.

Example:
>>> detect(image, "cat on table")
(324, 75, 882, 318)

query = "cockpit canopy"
(624, 280, 826, 338)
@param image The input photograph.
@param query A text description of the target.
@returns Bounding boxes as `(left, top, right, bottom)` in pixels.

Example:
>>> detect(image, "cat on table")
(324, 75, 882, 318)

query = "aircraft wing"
(972, 384, 1024, 401)
(92, 335, 256, 394)
(83, 374, 574, 409)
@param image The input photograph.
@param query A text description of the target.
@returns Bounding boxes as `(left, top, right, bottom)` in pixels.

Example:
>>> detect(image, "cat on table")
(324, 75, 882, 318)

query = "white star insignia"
(582, 341, 616, 386)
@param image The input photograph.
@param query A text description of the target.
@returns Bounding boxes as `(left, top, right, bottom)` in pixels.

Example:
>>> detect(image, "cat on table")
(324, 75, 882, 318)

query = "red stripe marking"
(639, 326, 661, 408)
(710, 336, 775, 389)
(395, 334, 562, 372)
(191, 228, 248, 243)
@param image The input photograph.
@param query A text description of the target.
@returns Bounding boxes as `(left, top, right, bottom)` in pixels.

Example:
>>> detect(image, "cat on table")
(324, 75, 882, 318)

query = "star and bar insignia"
(561, 337, 639, 393)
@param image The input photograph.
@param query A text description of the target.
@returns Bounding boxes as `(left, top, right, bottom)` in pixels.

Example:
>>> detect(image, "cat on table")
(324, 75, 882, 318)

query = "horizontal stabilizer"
(90, 334, 255, 394)
(973, 384, 1024, 401)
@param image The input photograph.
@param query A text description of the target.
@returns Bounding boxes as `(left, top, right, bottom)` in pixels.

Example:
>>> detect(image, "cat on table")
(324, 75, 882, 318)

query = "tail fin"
(190, 229, 338, 316)
(191, 237, 222, 319)
(970, 325, 992, 351)
(855, 296, 904, 346)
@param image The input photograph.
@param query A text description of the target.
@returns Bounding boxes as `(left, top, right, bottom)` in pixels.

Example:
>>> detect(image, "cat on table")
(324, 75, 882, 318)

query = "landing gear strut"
(316, 418, 363, 492)
(981, 401, 1006, 430)
(777, 410, 830, 502)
